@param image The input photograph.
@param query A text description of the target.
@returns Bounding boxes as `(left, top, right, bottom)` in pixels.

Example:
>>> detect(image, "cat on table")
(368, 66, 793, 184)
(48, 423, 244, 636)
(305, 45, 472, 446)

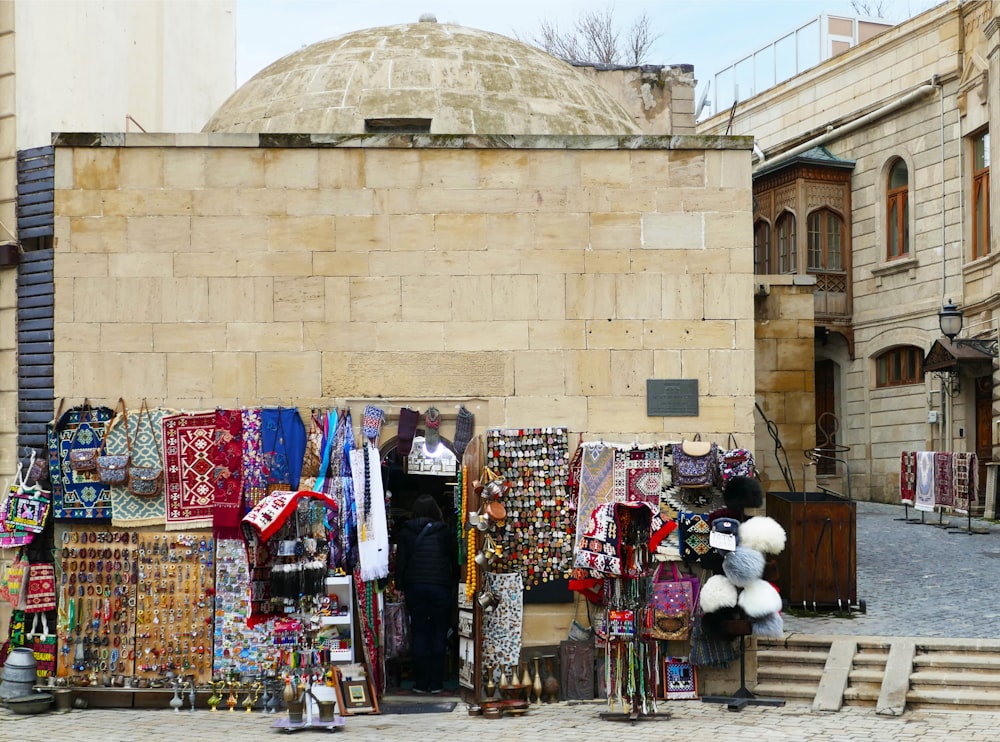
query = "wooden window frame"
(973, 130, 990, 260)
(754, 219, 772, 274)
(886, 159, 909, 259)
(807, 208, 843, 272)
(776, 212, 796, 274)
(875, 346, 923, 388)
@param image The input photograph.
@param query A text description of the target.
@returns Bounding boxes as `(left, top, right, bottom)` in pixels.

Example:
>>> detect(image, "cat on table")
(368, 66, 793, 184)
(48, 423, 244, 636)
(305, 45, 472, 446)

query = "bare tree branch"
(516, 4, 661, 66)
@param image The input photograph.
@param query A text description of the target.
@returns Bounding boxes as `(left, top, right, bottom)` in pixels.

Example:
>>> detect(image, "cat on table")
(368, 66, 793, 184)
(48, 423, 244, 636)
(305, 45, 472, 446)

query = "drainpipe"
(753, 78, 939, 173)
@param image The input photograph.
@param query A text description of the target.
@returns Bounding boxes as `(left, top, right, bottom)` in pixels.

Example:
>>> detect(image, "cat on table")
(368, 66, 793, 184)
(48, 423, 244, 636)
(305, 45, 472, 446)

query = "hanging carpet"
(110, 406, 169, 527)
(899, 451, 916, 506)
(212, 408, 244, 539)
(163, 411, 217, 530)
(915, 451, 936, 513)
(49, 404, 114, 520)
(934, 452, 954, 508)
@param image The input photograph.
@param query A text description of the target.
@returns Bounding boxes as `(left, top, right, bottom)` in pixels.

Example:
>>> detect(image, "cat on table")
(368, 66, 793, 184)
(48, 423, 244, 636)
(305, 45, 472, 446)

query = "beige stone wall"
(754, 278, 818, 496)
(581, 64, 696, 135)
(52, 134, 756, 447)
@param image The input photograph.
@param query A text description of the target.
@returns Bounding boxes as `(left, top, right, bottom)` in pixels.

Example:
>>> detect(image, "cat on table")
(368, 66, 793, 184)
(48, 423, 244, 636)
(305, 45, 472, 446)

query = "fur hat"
(699, 574, 739, 613)
(751, 611, 784, 638)
(722, 547, 765, 587)
(738, 516, 787, 555)
(723, 475, 764, 511)
(710, 517, 741, 552)
(738, 579, 783, 618)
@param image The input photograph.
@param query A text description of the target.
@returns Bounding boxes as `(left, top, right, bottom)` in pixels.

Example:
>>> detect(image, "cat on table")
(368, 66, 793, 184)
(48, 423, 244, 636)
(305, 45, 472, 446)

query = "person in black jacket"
(395, 494, 455, 694)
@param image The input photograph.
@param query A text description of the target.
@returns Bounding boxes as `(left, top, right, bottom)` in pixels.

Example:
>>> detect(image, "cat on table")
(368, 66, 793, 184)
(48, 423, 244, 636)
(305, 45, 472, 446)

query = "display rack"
(322, 575, 354, 663)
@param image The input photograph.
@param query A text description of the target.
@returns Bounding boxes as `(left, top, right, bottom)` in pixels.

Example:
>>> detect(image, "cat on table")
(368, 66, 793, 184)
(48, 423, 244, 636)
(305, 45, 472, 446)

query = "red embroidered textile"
(163, 411, 217, 530)
(212, 408, 244, 539)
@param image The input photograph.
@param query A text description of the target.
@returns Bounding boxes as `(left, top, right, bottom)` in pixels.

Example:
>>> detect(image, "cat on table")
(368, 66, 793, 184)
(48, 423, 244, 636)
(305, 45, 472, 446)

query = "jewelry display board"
(55, 527, 138, 679)
(132, 530, 215, 684)
(486, 427, 572, 589)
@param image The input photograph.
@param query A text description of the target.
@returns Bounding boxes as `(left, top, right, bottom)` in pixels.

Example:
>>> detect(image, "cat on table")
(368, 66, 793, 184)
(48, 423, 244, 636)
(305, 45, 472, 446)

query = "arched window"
(776, 212, 796, 273)
(875, 346, 923, 388)
(754, 219, 771, 274)
(973, 130, 990, 259)
(807, 209, 843, 271)
(886, 158, 909, 259)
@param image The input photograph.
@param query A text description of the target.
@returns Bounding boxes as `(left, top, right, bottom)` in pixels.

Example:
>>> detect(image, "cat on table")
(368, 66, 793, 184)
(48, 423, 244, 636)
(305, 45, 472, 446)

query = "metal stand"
(700, 635, 785, 712)
(947, 509, 991, 535)
(894, 503, 923, 523)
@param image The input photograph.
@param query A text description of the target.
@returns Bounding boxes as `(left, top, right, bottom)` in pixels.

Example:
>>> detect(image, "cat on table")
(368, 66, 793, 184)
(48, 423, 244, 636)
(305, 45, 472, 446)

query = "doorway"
(975, 375, 992, 503)
(380, 435, 461, 694)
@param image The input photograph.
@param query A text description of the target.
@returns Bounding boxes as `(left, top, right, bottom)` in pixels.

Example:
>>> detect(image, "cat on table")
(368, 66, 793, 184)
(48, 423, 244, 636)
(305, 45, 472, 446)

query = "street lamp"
(938, 299, 963, 340)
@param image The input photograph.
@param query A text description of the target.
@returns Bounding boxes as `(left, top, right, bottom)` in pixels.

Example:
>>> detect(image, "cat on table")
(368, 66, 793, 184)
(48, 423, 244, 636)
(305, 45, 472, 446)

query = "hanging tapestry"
(934, 451, 954, 508)
(261, 407, 306, 491)
(110, 406, 169, 528)
(354, 567, 383, 695)
(481, 572, 524, 672)
(212, 408, 244, 539)
(575, 501, 673, 577)
(574, 442, 615, 556)
(899, 451, 916, 506)
(613, 446, 663, 505)
(162, 411, 217, 530)
(241, 408, 267, 513)
(953, 452, 978, 515)
(915, 451, 936, 512)
(350, 441, 389, 582)
(213, 538, 276, 675)
(49, 404, 114, 519)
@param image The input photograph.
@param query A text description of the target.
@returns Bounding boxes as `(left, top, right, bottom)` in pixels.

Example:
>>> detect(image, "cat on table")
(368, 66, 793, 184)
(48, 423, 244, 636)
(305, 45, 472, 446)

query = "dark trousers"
(405, 583, 451, 691)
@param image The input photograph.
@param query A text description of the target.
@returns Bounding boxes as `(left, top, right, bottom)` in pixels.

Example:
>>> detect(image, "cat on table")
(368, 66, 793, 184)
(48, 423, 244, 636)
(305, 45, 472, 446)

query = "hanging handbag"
(4, 484, 50, 535)
(719, 433, 758, 483)
(647, 563, 695, 641)
(68, 401, 102, 472)
(97, 398, 131, 484)
(21, 448, 49, 487)
(0, 553, 29, 609)
(128, 400, 164, 496)
(672, 435, 719, 488)
(677, 510, 711, 563)
(26, 613, 57, 678)
(23, 562, 57, 613)
(0, 464, 43, 546)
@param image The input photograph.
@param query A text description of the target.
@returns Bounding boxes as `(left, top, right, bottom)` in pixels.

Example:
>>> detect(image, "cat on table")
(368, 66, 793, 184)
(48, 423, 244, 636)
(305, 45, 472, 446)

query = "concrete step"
(913, 653, 1000, 670)
(851, 652, 889, 667)
(906, 686, 1000, 709)
(750, 681, 816, 700)
(758, 665, 825, 682)
(847, 668, 883, 685)
(842, 685, 880, 706)
(910, 670, 1000, 687)
(756, 649, 829, 665)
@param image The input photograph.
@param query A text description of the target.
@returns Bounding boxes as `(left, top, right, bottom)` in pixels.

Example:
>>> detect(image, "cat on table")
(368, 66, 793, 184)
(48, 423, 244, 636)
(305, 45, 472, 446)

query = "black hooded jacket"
(395, 516, 455, 590)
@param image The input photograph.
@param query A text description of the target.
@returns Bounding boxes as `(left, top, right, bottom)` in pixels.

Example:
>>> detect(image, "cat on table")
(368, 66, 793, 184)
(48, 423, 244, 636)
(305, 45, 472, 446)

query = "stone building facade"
(700, 0, 1000, 504)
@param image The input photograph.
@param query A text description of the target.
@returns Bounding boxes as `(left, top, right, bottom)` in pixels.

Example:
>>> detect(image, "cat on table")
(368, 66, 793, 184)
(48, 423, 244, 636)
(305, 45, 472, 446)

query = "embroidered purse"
(648, 563, 695, 641)
(662, 656, 698, 700)
(0, 553, 29, 609)
(128, 400, 164, 497)
(5, 486, 50, 534)
(68, 403, 102, 472)
(672, 436, 719, 488)
(719, 433, 757, 483)
(677, 511, 711, 563)
(97, 398, 131, 484)
(23, 562, 56, 613)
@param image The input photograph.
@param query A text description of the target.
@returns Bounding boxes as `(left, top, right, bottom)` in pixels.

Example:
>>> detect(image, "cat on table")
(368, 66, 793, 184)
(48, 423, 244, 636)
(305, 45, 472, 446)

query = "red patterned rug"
(163, 411, 217, 530)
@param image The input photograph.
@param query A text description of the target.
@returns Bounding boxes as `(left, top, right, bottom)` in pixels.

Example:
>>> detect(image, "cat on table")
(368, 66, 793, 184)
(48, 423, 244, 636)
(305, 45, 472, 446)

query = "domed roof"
(203, 20, 642, 136)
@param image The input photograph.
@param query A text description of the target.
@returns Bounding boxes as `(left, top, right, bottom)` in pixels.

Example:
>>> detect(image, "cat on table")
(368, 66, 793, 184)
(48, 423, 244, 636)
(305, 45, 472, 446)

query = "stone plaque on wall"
(646, 379, 699, 416)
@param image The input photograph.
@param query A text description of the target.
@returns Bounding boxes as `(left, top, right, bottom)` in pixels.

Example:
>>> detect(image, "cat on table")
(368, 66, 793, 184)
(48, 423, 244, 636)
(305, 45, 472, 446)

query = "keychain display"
(132, 530, 215, 684)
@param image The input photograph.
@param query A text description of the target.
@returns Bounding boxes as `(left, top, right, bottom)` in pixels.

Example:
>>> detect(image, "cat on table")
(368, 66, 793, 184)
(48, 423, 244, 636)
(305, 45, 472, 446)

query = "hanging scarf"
(212, 408, 244, 539)
(241, 408, 267, 513)
(350, 440, 390, 581)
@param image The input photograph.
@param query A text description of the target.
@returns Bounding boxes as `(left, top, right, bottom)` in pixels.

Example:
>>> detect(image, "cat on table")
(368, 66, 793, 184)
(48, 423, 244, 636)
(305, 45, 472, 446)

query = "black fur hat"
(700, 605, 750, 640)
(723, 475, 764, 511)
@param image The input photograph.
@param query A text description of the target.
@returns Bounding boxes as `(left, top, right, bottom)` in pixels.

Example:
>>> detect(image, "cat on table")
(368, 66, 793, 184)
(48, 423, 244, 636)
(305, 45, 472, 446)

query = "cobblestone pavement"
(6, 500, 1000, 738)
(4, 699, 1000, 741)
(782, 500, 1000, 638)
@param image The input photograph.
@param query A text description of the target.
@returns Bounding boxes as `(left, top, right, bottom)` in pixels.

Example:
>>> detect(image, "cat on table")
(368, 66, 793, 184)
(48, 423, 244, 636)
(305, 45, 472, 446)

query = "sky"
(236, 0, 943, 118)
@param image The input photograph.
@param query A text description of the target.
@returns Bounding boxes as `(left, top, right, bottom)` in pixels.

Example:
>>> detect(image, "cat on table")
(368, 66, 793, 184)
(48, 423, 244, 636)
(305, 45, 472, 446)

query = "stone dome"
(203, 20, 642, 136)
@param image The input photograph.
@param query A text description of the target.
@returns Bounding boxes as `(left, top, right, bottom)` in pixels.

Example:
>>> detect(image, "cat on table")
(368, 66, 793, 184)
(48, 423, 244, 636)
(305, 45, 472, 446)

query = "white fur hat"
(751, 611, 784, 638)
(699, 574, 739, 613)
(738, 579, 783, 617)
(738, 516, 787, 555)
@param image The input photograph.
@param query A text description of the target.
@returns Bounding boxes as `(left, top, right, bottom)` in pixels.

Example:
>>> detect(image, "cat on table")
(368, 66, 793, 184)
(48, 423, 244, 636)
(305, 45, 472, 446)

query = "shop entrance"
(380, 435, 461, 693)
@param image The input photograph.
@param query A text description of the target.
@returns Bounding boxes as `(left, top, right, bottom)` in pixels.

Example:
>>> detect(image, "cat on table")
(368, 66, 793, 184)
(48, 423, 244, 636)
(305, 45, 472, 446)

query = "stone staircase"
(753, 635, 1000, 714)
